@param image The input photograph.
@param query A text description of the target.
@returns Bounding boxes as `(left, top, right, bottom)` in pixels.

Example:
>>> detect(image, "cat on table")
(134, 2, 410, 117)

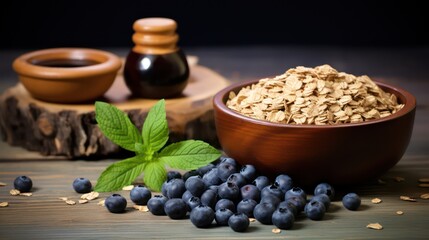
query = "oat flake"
(418, 178, 429, 183)
(371, 198, 382, 204)
(97, 199, 105, 207)
(400, 196, 416, 202)
(394, 176, 405, 182)
(396, 211, 404, 215)
(0, 202, 8, 207)
(19, 192, 32, 197)
(418, 183, 429, 188)
(66, 200, 76, 205)
(81, 191, 99, 201)
(272, 228, 281, 234)
(420, 193, 429, 199)
(0, 182, 6, 187)
(59, 197, 68, 201)
(133, 205, 149, 212)
(122, 185, 134, 191)
(79, 199, 89, 204)
(367, 223, 383, 230)
(249, 218, 256, 222)
(9, 189, 20, 196)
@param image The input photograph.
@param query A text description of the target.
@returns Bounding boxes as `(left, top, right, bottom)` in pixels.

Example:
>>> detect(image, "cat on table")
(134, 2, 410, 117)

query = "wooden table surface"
(1, 46, 429, 239)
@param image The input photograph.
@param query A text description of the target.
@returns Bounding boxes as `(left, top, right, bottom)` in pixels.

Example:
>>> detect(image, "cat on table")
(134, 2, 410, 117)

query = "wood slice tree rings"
(0, 65, 229, 158)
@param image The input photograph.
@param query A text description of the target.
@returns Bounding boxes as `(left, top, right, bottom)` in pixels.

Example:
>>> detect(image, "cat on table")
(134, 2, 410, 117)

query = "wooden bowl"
(13, 48, 122, 103)
(213, 80, 416, 186)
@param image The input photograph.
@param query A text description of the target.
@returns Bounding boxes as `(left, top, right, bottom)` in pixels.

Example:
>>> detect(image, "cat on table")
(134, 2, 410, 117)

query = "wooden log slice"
(0, 64, 230, 158)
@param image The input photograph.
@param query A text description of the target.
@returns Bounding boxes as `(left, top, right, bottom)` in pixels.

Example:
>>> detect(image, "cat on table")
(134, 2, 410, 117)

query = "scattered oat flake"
(249, 218, 256, 222)
(0, 182, 6, 187)
(79, 199, 89, 204)
(394, 176, 405, 182)
(400, 196, 416, 202)
(19, 192, 33, 197)
(396, 211, 404, 215)
(133, 205, 149, 212)
(59, 197, 68, 201)
(0, 202, 8, 207)
(10, 189, 20, 196)
(372, 198, 382, 204)
(122, 185, 134, 191)
(81, 191, 99, 201)
(367, 223, 383, 230)
(418, 178, 429, 183)
(97, 199, 105, 206)
(272, 228, 281, 234)
(66, 200, 76, 205)
(420, 193, 429, 199)
(418, 183, 429, 188)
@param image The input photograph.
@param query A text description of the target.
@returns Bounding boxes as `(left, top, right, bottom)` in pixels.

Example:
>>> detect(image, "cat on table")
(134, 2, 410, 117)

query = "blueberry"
(228, 213, 250, 232)
(285, 196, 306, 212)
(72, 177, 91, 193)
(274, 174, 293, 193)
(272, 207, 295, 229)
(305, 200, 326, 220)
(261, 184, 284, 201)
(182, 170, 200, 181)
(314, 183, 335, 200)
(252, 175, 270, 191)
(185, 175, 206, 197)
(237, 198, 258, 217)
(105, 194, 127, 213)
(197, 163, 216, 176)
(186, 196, 201, 211)
(147, 195, 168, 215)
(217, 162, 237, 182)
(285, 187, 306, 201)
(164, 198, 187, 219)
(218, 182, 240, 202)
(161, 180, 170, 197)
(218, 157, 238, 167)
(166, 178, 186, 199)
(14, 176, 33, 192)
(311, 193, 331, 210)
(227, 173, 247, 188)
(215, 208, 234, 226)
(130, 185, 151, 205)
(278, 201, 298, 217)
(260, 194, 281, 207)
(190, 205, 215, 228)
(167, 171, 182, 181)
(240, 184, 260, 202)
(215, 199, 236, 212)
(240, 164, 257, 182)
(181, 190, 194, 203)
(202, 168, 222, 187)
(253, 202, 276, 224)
(208, 185, 219, 193)
(200, 189, 218, 209)
(342, 193, 361, 211)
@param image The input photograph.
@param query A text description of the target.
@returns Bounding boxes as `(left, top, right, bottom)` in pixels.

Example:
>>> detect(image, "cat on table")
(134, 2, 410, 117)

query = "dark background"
(1, 0, 428, 49)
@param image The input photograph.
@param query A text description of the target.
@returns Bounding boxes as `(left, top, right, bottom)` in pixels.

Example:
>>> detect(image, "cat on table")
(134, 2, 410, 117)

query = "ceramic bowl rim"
(214, 79, 416, 129)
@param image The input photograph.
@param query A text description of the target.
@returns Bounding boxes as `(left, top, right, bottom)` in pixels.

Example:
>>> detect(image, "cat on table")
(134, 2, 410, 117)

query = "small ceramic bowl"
(13, 48, 122, 103)
(213, 80, 416, 186)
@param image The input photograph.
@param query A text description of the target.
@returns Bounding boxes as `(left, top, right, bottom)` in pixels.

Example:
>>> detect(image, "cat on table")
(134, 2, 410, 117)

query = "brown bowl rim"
(12, 48, 122, 80)
(214, 79, 416, 129)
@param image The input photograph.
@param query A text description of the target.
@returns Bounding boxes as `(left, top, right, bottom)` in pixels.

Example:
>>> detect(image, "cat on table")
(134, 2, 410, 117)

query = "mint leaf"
(95, 101, 142, 152)
(159, 140, 221, 170)
(142, 99, 169, 153)
(94, 156, 145, 192)
(143, 160, 167, 191)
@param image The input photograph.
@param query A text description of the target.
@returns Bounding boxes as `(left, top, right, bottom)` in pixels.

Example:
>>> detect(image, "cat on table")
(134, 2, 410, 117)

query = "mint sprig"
(94, 99, 221, 192)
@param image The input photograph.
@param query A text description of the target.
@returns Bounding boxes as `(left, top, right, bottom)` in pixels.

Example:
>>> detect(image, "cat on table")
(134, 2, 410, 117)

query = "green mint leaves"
(94, 99, 221, 192)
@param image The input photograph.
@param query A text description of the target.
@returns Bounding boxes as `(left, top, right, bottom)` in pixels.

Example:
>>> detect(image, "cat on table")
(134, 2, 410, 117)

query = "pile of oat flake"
(227, 65, 404, 125)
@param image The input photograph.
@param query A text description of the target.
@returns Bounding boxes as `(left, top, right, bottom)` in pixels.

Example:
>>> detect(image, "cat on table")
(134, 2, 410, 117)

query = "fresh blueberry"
(261, 184, 284, 201)
(72, 177, 91, 193)
(278, 201, 298, 217)
(253, 202, 276, 224)
(215, 199, 236, 212)
(272, 207, 295, 229)
(274, 174, 293, 193)
(285, 187, 306, 201)
(200, 189, 218, 209)
(130, 185, 151, 205)
(342, 193, 361, 211)
(218, 157, 238, 167)
(164, 198, 187, 219)
(240, 164, 257, 182)
(227, 173, 247, 188)
(260, 195, 281, 207)
(311, 193, 331, 210)
(186, 196, 201, 211)
(202, 168, 222, 187)
(228, 213, 250, 232)
(181, 190, 194, 203)
(167, 171, 182, 181)
(218, 182, 240, 202)
(215, 208, 234, 226)
(305, 200, 326, 220)
(161, 180, 170, 197)
(240, 184, 261, 202)
(190, 205, 215, 228)
(208, 185, 219, 193)
(14, 176, 33, 192)
(166, 178, 186, 199)
(147, 195, 168, 215)
(197, 163, 216, 176)
(217, 162, 237, 182)
(185, 175, 206, 197)
(252, 175, 270, 191)
(105, 194, 127, 213)
(314, 183, 335, 200)
(285, 196, 306, 212)
(182, 170, 200, 181)
(237, 198, 258, 217)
